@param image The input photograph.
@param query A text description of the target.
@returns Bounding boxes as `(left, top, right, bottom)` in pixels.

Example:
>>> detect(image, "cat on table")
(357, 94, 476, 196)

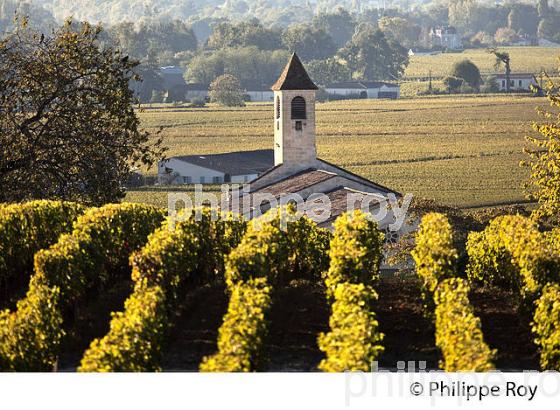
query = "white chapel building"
(235, 53, 402, 233)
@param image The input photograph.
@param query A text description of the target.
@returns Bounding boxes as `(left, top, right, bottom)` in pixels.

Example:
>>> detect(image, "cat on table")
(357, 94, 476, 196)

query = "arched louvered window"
(291, 96, 306, 120)
(276, 96, 280, 119)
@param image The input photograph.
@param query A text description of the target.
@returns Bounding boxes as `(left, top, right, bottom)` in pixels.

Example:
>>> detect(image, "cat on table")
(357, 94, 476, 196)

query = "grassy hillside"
(404, 47, 560, 78)
(128, 94, 545, 208)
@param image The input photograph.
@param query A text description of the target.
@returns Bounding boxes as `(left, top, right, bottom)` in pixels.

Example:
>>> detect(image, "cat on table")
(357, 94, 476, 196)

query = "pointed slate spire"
(271, 53, 318, 91)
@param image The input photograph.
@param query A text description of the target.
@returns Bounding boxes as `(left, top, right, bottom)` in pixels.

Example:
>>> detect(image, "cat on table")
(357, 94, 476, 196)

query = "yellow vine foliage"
(199, 278, 271, 372)
(411, 212, 458, 305)
(79, 208, 246, 372)
(324, 210, 384, 298)
(466, 215, 560, 298)
(0, 203, 165, 371)
(203, 207, 330, 372)
(434, 278, 495, 372)
(319, 210, 384, 372)
(318, 283, 383, 372)
(532, 283, 560, 370)
(523, 83, 560, 225)
(0, 200, 85, 300)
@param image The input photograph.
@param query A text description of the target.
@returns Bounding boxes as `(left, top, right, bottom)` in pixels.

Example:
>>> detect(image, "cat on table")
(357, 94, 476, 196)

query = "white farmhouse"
(496, 73, 537, 92)
(325, 81, 400, 100)
(158, 150, 273, 185)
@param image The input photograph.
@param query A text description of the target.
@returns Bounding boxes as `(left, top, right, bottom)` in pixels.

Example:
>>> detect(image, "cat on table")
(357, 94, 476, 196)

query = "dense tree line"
(186, 47, 291, 86)
(9, 1, 560, 48)
(5, 0, 560, 101)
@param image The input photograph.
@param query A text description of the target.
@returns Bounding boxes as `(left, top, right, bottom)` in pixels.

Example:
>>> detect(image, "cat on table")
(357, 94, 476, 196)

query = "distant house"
(430, 26, 462, 50)
(244, 85, 274, 102)
(158, 149, 274, 185)
(496, 73, 537, 92)
(325, 81, 400, 100)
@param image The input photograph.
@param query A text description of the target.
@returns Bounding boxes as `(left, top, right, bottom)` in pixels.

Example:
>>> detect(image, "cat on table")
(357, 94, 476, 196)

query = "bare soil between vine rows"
(56, 277, 540, 371)
(469, 283, 539, 370)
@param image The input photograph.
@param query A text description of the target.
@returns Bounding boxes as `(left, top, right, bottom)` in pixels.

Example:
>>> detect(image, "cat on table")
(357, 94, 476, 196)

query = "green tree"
(523, 79, 560, 225)
(130, 56, 164, 103)
(450, 59, 482, 90)
(209, 74, 245, 107)
(443, 76, 464, 93)
(481, 76, 500, 93)
(507, 5, 539, 36)
(0, 19, 165, 205)
(378, 16, 422, 49)
(109, 18, 197, 65)
(448, 0, 477, 32)
(312, 9, 356, 48)
(338, 25, 408, 81)
(306, 58, 352, 87)
(186, 47, 290, 86)
(206, 20, 281, 51)
(150, 89, 165, 103)
(281, 24, 337, 61)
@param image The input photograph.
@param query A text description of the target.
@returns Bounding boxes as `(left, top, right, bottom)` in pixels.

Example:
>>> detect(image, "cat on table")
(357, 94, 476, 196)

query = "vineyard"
(404, 47, 559, 79)
(128, 95, 543, 209)
(0, 199, 558, 372)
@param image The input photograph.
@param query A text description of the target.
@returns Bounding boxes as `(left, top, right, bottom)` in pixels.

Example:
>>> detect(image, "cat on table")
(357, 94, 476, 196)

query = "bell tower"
(271, 53, 318, 168)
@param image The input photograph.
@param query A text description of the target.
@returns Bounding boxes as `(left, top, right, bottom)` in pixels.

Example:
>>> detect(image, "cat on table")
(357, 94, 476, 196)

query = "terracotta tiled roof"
(271, 53, 318, 91)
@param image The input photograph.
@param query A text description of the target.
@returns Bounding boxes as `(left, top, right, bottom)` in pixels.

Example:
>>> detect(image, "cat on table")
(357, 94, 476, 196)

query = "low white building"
(245, 86, 274, 102)
(325, 81, 400, 100)
(496, 73, 537, 91)
(158, 149, 274, 185)
(184, 83, 275, 102)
